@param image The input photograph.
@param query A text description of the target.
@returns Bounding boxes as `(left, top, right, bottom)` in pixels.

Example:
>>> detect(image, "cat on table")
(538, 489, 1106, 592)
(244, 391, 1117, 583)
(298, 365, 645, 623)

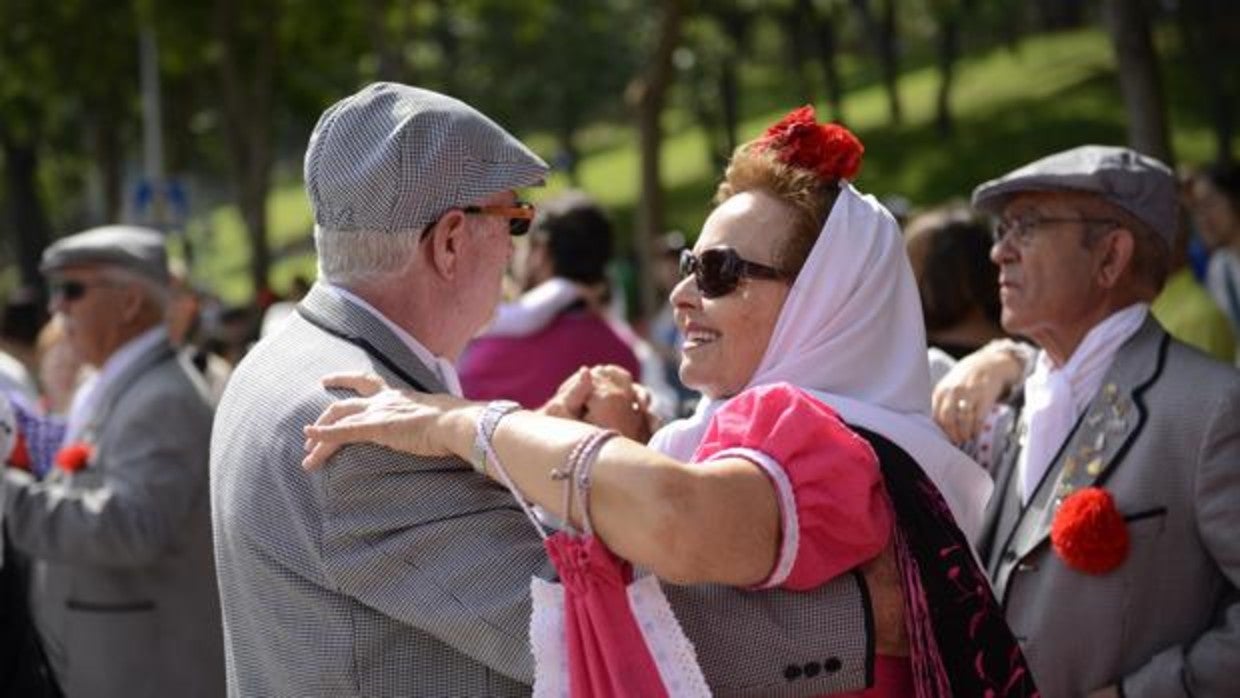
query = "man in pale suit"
(3, 226, 223, 696)
(211, 82, 901, 696)
(938, 146, 1240, 697)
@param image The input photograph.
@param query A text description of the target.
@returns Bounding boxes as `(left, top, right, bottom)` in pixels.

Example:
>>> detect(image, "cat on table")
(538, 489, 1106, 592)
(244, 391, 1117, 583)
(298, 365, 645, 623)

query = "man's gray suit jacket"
(210, 284, 875, 697)
(4, 335, 224, 697)
(979, 317, 1240, 698)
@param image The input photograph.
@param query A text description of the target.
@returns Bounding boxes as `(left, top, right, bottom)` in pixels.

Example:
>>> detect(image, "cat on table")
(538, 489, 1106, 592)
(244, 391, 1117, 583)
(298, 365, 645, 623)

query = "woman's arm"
(304, 374, 778, 587)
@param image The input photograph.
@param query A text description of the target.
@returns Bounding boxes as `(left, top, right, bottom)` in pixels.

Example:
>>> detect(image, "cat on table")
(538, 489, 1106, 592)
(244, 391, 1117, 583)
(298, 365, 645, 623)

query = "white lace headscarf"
(650, 183, 993, 540)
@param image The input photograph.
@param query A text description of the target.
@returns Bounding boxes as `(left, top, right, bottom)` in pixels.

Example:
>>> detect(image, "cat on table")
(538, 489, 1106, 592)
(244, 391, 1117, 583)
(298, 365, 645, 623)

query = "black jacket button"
(784, 664, 803, 681)
(803, 661, 821, 678)
(824, 657, 842, 673)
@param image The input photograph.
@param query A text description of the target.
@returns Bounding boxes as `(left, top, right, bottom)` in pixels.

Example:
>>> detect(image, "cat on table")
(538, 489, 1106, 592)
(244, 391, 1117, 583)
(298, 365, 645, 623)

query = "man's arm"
(1121, 387, 1240, 697)
(4, 379, 211, 567)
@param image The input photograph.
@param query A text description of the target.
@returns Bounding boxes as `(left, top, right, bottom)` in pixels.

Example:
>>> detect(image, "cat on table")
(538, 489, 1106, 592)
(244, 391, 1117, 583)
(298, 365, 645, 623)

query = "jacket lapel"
(297, 283, 446, 393)
(1008, 317, 1168, 560)
(80, 336, 176, 443)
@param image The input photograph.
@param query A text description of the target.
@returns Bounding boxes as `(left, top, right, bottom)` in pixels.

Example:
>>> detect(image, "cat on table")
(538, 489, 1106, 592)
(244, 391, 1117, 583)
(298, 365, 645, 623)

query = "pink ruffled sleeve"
(691, 382, 892, 591)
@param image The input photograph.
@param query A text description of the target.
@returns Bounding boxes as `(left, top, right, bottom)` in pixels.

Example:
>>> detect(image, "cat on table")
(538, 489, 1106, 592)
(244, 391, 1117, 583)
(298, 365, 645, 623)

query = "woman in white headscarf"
(303, 107, 1034, 697)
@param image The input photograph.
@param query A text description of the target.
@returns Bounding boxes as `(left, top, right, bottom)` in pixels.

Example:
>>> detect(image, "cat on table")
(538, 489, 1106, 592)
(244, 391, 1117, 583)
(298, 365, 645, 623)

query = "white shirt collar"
(65, 326, 167, 443)
(1032, 302, 1149, 415)
(325, 284, 462, 397)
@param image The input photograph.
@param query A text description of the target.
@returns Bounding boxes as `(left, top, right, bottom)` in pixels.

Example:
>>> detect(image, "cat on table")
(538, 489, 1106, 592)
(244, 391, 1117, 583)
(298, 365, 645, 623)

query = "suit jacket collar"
(297, 283, 446, 394)
(1000, 316, 1169, 560)
(78, 334, 176, 443)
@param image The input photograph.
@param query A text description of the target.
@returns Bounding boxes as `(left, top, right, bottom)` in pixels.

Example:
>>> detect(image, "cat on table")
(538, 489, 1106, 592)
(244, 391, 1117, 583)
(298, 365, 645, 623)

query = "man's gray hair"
(100, 265, 171, 313)
(314, 226, 422, 286)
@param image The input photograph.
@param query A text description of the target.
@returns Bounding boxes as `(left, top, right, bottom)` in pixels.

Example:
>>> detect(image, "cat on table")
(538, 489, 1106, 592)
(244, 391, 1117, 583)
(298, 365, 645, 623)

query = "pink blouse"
(692, 382, 893, 589)
(691, 383, 911, 696)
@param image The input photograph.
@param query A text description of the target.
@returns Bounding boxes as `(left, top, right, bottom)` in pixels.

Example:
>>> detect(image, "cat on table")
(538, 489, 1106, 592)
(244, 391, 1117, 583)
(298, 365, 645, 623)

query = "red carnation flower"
(756, 105, 864, 182)
(1050, 487, 1129, 575)
(55, 442, 93, 473)
(8, 431, 32, 471)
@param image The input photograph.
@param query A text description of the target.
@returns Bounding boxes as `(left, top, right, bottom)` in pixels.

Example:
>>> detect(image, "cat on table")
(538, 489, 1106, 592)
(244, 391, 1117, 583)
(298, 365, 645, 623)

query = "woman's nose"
(668, 274, 700, 308)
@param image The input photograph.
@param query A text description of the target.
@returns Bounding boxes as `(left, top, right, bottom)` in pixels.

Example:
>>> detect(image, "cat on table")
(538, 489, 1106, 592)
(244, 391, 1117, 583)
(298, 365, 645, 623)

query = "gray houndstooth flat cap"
(972, 145, 1177, 242)
(41, 225, 169, 284)
(304, 82, 549, 235)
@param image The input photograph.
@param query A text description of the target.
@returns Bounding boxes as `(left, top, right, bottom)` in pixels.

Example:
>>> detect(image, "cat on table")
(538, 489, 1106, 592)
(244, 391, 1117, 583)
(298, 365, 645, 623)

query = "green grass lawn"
(193, 25, 1218, 305)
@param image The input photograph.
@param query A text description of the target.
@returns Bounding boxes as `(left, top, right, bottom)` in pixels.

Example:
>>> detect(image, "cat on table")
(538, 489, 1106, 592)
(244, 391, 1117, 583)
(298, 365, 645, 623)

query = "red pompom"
(1050, 487, 1129, 575)
(55, 442, 93, 473)
(756, 105, 864, 182)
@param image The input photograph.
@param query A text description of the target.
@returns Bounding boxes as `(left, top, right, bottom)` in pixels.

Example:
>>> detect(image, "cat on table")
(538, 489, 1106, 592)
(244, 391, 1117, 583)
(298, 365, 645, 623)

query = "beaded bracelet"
(572, 429, 619, 536)
(471, 400, 521, 475)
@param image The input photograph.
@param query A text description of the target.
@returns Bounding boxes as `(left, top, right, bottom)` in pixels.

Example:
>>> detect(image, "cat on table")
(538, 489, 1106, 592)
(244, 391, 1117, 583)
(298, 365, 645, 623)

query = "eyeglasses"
(49, 279, 119, 303)
(679, 247, 788, 299)
(991, 216, 1118, 247)
(461, 201, 536, 236)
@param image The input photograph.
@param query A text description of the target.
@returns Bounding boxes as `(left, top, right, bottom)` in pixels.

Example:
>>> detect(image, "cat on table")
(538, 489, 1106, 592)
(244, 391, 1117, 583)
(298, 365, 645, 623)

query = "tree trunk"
(809, 1, 845, 122)
(718, 56, 739, 155)
(935, 12, 960, 137)
(781, 3, 815, 105)
(1177, 0, 1235, 165)
(0, 127, 52, 293)
(716, 8, 748, 158)
(627, 0, 684, 321)
(214, 0, 279, 298)
(433, 0, 459, 95)
(850, 0, 901, 124)
(1103, 0, 1174, 165)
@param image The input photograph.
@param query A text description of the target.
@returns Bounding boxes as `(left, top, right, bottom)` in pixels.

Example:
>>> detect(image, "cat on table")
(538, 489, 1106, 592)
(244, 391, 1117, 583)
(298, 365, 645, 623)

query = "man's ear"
(1096, 227, 1135, 289)
(424, 211, 468, 279)
(118, 283, 147, 324)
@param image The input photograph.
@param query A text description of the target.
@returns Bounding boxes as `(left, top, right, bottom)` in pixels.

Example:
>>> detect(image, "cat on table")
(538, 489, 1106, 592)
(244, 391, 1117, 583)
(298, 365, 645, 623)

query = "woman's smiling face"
(671, 190, 796, 399)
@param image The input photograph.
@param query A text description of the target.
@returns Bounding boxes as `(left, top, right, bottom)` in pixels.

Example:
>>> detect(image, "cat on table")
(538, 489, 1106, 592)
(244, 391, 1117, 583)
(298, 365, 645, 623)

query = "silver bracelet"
(471, 400, 521, 475)
(572, 429, 619, 536)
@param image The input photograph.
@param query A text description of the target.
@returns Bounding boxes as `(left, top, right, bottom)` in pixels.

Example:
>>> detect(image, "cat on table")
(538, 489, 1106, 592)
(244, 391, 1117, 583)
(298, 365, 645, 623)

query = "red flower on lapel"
(55, 442, 93, 473)
(1051, 487, 1129, 575)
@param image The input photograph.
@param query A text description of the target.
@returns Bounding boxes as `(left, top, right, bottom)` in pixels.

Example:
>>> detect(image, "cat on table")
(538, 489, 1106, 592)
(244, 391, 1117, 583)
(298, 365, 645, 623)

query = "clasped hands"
(540, 365, 658, 443)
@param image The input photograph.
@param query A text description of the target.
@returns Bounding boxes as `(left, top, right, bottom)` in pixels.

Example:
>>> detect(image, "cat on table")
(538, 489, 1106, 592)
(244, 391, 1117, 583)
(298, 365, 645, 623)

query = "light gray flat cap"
(972, 145, 1177, 242)
(41, 225, 169, 284)
(304, 82, 549, 234)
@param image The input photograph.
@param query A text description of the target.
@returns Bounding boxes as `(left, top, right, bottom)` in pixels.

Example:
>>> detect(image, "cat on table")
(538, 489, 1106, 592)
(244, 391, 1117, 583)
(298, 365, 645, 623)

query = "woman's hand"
(583, 365, 655, 442)
(540, 367, 594, 420)
(540, 365, 658, 442)
(931, 342, 1028, 444)
(302, 372, 477, 470)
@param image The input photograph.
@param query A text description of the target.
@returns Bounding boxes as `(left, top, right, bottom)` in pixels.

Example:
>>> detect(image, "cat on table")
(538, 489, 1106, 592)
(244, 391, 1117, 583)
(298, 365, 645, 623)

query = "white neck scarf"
(650, 183, 993, 540)
(1018, 303, 1148, 503)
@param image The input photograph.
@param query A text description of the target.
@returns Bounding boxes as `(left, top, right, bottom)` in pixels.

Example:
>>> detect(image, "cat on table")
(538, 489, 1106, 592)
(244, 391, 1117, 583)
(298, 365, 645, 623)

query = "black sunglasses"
(679, 247, 788, 299)
(461, 201, 536, 236)
(50, 279, 117, 303)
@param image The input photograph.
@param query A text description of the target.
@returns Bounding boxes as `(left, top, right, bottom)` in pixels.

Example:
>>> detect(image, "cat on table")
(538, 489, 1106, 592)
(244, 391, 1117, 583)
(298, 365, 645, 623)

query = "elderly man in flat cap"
(931, 146, 1240, 697)
(211, 82, 901, 696)
(3, 226, 223, 697)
